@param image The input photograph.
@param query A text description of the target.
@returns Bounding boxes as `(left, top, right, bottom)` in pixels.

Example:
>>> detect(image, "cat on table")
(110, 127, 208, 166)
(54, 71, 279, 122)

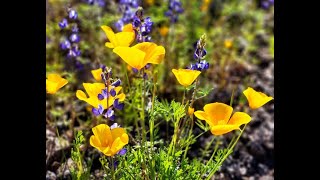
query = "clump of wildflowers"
(58, 7, 83, 68)
(115, 0, 140, 31)
(165, 0, 184, 23)
(76, 66, 125, 120)
(187, 34, 209, 71)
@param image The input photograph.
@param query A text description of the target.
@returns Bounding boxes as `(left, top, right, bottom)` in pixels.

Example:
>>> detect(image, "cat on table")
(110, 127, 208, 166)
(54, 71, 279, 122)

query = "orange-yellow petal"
(46, 80, 59, 94)
(203, 103, 233, 125)
(172, 69, 201, 87)
(92, 124, 112, 147)
(210, 125, 240, 136)
(133, 42, 165, 64)
(113, 46, 146, 70)
(243, 87, 273, 109)
(115, 32, 135, 47)
(122, 23, 134, 32)
(194, 110, 215, 126)
(101, 25, 117, 48)
(117, 93, 126, 101)
(228, 112, 251, 126)
(91, 68, 103, 81)
(188, 107, 195, 116)
(76, 90, 88, 100)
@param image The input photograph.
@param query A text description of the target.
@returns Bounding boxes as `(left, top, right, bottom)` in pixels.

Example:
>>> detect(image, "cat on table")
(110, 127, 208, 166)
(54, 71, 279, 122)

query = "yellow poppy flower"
(113, 42, 165, 70)
(172, 69, 201, 87)
(91, 68, 103, 81)
(101, 24, 135, 48)
(46, 73, 68, 94)
(90, 124, 129, 156)
(159, 26, 169, 37)
(194, 102, 251, 135)
(76, 83, 125, 109)
(224, 39, 233, 49)
(243, 87, 273, 109)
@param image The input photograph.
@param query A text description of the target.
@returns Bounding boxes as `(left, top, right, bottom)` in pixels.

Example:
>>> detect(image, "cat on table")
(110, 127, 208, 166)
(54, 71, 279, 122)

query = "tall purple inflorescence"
(115, 0, 140, 31)
(58, 7, 83, 69)
(187, 34, 209, 71)
(165, 0, 184, 23)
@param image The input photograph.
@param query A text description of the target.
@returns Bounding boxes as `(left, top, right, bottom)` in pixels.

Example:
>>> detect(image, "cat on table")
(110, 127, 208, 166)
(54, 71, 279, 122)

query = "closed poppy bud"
(188, 106, 195, 116)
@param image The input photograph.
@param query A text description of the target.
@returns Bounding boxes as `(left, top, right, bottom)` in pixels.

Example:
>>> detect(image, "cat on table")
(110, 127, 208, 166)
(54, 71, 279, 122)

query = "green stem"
(200, 136, 216, 161)
(110, 157, 115, 180)
(198, 137, 220, 180)
(206, 124, 248, 179)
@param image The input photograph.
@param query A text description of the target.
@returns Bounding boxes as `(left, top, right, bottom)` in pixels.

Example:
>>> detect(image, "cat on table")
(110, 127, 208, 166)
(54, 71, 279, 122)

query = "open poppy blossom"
(76, 83, 125, 109)
(172, 69, 201, 87)
(101, 24, 135, 48)
(90, 124, 129, 156)
(91, 68, 103, 81)
(243, 87, 273, 109)
(46, 73, 68, 94)
(194, 102, 251, 135)
(113, 42, 165, 70)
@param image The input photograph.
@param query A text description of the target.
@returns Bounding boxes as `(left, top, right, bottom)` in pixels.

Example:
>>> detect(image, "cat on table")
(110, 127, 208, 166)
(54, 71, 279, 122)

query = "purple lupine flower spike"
(104, 108, 115, 120)
(110, 88, 116, 97)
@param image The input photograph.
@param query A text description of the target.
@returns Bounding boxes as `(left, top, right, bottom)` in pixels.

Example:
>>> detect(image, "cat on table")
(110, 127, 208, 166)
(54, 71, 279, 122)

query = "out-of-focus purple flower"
(69, 33, 80, 43)
(165, 0, 184, 23)
(113, 99, 124, 110)
(117, 148, 127, 155)
(59, 18, 68, 29)
(132, 68, 139, 73)
(72, 25, 79, 33)
(143, 73, 148, 79)
(68, 9, 78, 20)
(261, 0, 274, 9)
(92, 104, 104, 116)
(115, 0, 140, 31)
(60, 40, 71, 50)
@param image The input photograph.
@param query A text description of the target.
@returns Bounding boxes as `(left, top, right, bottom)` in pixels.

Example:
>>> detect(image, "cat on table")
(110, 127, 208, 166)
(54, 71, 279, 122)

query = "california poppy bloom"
(101, 24, 135, 48)
(113, 42, 165, 70)
(76, 83, 125, 109)
(194, 102, 251, 135)
(243, 87, 273, 109)
(172, 69, 201, 87)
(46, 73, 68, 94)
(91, 68, 103, 81)
(90, 124, 129, 156)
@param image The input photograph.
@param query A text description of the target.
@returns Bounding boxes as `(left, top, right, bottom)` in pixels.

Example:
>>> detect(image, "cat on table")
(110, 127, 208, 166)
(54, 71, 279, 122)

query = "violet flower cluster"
(115, 0, 140, 31)
(58, 8, 83, 69)
(187, 35, 209, 71)
(165, 0, 184, 23)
